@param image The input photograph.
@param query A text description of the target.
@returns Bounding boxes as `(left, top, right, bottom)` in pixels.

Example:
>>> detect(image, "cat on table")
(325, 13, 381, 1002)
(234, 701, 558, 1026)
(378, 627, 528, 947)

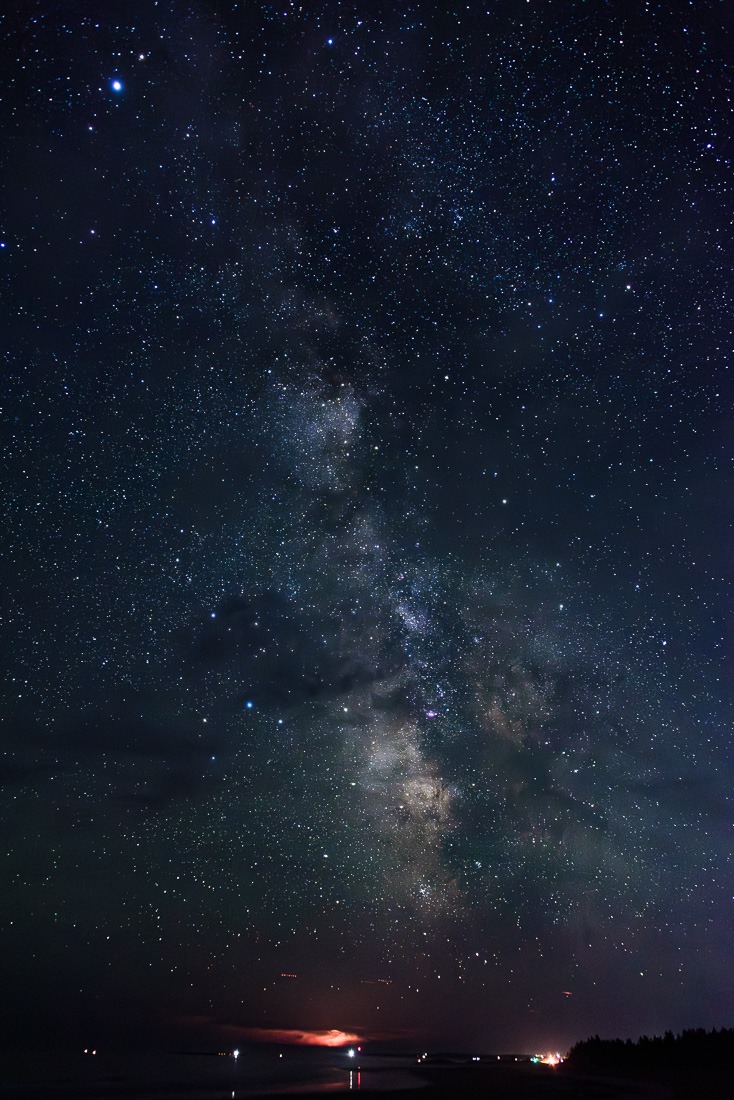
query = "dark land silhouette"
(3, 1032, 732, 1099)
(566, 1025, 734, 1075)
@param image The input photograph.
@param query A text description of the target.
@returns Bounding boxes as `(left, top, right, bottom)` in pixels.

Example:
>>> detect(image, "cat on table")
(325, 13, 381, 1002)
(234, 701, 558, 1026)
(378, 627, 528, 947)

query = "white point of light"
(111, 79, 123, 92)
(233, 1048, 239, 1060)
(347, 1048, 355, 1058)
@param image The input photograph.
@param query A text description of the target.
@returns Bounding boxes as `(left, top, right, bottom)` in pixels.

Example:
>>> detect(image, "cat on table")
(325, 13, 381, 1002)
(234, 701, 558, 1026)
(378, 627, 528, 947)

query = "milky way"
(1, 0, 732, 1053)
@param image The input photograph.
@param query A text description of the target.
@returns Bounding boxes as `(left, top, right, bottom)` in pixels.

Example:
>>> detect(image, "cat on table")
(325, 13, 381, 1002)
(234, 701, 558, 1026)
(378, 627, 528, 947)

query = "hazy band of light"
(234, 1027, 363, 1047)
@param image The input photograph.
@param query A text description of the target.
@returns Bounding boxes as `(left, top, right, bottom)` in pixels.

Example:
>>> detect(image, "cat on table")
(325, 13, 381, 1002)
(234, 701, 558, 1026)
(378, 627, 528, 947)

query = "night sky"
(2, 0, 732, 1055)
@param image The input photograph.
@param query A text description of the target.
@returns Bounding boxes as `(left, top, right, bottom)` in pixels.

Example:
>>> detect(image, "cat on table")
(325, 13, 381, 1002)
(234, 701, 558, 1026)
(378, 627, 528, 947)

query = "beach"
(2, 1051, 706, 1100)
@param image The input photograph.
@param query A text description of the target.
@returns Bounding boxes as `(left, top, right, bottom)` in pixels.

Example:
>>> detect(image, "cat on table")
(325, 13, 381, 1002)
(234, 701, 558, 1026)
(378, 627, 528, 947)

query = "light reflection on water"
(0, 1049, 426, 1098)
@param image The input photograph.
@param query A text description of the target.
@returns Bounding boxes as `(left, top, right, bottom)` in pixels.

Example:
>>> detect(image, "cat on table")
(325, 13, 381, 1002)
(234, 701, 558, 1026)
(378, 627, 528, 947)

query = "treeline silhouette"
(566, 1027, 734, 1075)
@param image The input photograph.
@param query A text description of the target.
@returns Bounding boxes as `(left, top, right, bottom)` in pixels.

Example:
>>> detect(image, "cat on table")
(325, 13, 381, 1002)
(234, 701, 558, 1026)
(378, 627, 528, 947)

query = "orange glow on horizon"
(540, 1052, 562, 1066)
(237, 1027, 363, 1047)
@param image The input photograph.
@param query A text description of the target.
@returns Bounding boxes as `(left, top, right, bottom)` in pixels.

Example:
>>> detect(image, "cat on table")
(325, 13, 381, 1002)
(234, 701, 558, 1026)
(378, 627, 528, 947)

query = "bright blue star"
(326, 38, 334, 45)
(245, 700, 254, 710)
(110, 79, 123, 93)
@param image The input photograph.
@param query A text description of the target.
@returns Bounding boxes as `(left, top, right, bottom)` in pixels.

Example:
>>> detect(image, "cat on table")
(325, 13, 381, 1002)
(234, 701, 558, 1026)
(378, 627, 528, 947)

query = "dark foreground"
(2, 1056, 731, 1100)
(291, 1062, 731, 1100)
(337, 1062, 729, 1100)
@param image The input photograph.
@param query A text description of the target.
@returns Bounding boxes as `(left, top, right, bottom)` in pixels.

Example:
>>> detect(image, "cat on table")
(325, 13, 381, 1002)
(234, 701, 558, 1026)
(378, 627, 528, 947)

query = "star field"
(1, 0, 732, 1054)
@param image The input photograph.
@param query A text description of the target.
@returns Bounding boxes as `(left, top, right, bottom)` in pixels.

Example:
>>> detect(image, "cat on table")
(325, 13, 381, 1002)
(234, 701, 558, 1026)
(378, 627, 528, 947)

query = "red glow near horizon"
(238, 1027, 363, 1047)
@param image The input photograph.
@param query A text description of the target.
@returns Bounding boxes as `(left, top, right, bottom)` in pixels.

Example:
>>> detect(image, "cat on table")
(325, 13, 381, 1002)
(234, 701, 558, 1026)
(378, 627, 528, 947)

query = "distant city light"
(533, 1052, 563, 1067)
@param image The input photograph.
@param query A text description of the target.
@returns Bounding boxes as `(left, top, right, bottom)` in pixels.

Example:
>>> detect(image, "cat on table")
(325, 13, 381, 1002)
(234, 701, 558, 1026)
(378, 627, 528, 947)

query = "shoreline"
(3, 1055, 730, 1100)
